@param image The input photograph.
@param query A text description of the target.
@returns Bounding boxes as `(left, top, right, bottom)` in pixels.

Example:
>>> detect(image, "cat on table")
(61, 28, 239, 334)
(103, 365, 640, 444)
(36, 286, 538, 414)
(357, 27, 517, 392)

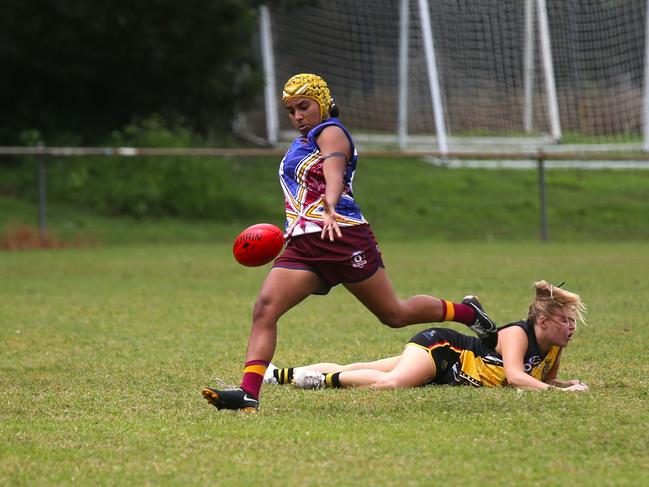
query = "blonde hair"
(282, 73, 333, 121)
(526, 280, 586, 326)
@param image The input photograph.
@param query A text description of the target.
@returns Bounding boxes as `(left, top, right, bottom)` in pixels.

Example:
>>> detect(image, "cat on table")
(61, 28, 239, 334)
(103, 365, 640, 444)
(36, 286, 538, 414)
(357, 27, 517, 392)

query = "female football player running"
(265, 281, 588, 392)
(202, 73, 497, 413)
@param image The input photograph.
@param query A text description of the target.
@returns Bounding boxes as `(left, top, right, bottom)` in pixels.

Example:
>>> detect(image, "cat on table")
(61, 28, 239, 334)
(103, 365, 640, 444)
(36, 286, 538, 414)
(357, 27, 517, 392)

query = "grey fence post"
(537, 152, 549, 242)
(37, 142, 47, 240)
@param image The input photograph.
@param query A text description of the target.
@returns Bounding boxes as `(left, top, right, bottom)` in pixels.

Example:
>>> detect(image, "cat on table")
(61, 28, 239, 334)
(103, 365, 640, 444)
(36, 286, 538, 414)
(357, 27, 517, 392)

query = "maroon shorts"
(273, 223, 384, 295)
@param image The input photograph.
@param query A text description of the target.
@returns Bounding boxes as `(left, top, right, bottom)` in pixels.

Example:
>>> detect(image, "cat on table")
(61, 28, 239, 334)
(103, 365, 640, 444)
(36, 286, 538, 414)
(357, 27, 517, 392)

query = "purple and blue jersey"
(279, 118, 367, 236)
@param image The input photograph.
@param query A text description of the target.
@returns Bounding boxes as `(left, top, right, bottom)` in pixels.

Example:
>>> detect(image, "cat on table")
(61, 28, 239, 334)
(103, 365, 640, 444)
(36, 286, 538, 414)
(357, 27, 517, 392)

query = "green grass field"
(2, 241, 648, 485)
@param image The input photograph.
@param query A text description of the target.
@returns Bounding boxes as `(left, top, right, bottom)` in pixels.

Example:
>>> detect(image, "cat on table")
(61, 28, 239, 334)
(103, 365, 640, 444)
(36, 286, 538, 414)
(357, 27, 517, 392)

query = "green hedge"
(3, 155, 649, 241)
(1, 156, 284, 221)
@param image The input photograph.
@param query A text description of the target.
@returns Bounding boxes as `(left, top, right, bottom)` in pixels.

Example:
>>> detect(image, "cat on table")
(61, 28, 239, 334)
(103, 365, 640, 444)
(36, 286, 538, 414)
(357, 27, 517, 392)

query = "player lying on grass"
(264, 281, 588, 391)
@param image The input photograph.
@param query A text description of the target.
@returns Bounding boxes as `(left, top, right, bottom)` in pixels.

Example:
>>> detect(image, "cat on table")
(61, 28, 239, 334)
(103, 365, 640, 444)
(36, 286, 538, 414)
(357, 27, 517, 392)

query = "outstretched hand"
(320, 195, 343, 242)
(558, 380, 589, 392)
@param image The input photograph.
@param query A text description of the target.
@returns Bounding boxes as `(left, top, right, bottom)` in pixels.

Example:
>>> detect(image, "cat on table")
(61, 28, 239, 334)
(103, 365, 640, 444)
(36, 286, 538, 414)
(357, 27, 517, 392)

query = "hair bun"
(534, 280, 554, 300)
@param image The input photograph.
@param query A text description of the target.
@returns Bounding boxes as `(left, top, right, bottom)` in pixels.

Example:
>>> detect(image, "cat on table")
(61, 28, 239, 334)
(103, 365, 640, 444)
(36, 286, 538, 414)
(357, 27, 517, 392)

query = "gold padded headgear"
(282, 73, 332, 121)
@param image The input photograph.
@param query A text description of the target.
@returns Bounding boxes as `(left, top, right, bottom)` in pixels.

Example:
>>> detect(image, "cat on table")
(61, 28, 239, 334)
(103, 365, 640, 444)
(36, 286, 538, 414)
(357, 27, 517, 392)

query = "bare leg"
(301, 356, 402, 374)
(202, 267, 325, 411)
(344, 268, 444, 328)
(245, 267, 324, 363)
(337, 345, 436, 389)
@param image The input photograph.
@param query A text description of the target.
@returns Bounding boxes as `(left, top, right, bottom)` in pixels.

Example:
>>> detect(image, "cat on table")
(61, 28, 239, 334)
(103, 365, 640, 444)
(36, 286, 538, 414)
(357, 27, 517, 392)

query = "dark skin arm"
(316, 125, 352, 241)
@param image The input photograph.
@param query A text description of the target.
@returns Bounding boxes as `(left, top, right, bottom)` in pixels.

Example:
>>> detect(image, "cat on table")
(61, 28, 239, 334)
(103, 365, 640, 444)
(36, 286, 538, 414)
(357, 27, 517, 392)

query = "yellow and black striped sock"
(324, 372, 342, 388)
(273, 367, 294, 384)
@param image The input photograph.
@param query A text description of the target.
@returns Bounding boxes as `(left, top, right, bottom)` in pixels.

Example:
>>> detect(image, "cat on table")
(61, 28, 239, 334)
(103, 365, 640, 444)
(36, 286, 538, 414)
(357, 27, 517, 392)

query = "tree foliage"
(0, 0, 264, 144)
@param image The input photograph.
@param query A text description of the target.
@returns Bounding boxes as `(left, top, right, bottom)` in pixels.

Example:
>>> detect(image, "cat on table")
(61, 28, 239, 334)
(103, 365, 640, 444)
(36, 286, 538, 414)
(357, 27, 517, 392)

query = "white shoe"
(263, 363, 278, 385)
(293, 370, 325, 390)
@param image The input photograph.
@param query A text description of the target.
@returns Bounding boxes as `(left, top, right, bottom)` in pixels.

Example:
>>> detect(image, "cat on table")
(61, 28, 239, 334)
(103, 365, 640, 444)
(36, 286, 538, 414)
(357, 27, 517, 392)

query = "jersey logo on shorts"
(351, 250, 367, 268)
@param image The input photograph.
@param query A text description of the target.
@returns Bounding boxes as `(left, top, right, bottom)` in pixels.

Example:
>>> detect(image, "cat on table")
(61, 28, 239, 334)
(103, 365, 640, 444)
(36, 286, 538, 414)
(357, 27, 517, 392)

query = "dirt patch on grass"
(0, 222, 97, 250)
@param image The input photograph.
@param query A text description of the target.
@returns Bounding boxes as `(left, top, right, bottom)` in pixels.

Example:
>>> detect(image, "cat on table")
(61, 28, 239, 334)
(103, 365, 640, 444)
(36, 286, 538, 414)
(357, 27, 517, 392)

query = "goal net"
(256, 0, 647, 152)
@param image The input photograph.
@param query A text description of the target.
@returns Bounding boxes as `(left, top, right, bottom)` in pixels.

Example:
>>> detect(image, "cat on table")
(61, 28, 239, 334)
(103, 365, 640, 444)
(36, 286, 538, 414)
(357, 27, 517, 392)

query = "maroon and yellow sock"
(239, 359, 269, 400)
(440, 299, 475, 325)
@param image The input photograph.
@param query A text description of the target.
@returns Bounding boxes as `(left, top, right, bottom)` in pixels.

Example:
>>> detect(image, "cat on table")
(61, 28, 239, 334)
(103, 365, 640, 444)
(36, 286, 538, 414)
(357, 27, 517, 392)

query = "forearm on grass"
(547, 378, 583, 388)
(506, 371, 556, 391)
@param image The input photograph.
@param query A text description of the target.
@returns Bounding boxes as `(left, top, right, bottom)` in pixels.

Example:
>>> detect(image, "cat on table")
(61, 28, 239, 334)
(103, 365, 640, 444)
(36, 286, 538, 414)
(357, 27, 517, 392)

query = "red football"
(233, 223, 285, 267)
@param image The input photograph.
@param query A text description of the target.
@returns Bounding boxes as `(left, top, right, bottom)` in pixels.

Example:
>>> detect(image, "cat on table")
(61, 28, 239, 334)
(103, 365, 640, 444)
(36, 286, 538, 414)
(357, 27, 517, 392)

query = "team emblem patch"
(524, 355, 542, 373)
(423, 329, 437, 340)
(351, 250, 367, 268)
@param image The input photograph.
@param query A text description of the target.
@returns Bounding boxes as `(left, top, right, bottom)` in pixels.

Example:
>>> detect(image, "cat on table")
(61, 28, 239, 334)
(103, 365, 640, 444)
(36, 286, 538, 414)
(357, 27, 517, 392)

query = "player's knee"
(252, 295, 277, 324)
(378, 311, 404, 328)
(371, 377, 400, 389)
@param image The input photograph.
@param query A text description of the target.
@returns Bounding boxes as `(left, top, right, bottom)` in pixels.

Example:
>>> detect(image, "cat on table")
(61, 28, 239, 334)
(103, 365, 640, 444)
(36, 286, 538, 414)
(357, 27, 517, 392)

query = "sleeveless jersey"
(279, 118, 367, 237)
(411, 320, 561, 387)
(459, 320, 560, 387)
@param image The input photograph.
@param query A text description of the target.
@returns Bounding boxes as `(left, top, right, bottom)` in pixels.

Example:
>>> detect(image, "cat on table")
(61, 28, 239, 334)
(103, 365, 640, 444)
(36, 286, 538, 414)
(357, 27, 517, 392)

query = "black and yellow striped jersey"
(408, 320, 560, 387)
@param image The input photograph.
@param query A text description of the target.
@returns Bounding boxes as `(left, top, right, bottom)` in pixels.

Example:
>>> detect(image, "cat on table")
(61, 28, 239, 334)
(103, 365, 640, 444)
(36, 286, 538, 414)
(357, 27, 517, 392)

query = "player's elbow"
(505, 371, 530, 388)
